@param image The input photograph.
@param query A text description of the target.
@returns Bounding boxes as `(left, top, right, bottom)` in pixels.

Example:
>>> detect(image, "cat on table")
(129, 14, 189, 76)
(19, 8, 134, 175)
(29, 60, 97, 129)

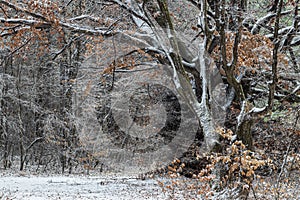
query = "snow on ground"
(2, 171, 300, 199)
(0, 173, 167, 200)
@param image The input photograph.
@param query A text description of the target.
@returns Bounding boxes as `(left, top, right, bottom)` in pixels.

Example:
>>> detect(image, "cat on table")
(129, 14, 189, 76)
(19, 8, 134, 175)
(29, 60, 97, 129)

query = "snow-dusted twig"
(251, 9, 292, 35)
(0, 17, 117, 36)
(0, 0, 48, 21)
(108, 0, 149, 26)
(25, 137, 45, 152)
(52, 34, 85, 60)
(275, 140, 292, 200)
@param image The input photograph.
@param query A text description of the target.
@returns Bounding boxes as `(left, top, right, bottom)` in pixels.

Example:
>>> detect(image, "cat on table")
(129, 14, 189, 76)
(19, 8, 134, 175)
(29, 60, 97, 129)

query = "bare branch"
(0, 0, 48, 22)
(0, 17, 116, 36)
(52, 34, 85, 60)
(107, 0, 150, 27)
(25, 137, 44, 152)
(0, 17, 45, 26)
(251, 9, 293, 35)
(3, 37, 31, 61)
(267, 0, 283, 112)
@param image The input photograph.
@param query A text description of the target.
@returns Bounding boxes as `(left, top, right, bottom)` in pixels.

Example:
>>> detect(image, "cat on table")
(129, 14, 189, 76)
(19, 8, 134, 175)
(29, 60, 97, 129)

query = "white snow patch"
(250, 106, 266, 113)
(0, 174, 165, 200)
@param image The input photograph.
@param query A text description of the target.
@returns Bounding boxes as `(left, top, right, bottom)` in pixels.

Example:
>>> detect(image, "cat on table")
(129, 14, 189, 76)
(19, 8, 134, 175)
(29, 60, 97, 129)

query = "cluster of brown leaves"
(167, 158, 184, 177)
(102, 49, 154, 74)
(161, 128, 274, 198)
(0, 1, 67, 60)
(212, 30, 288, 75)
(215, 128, 273, 186)
(27, 0, 61, 22)
(158, 158, 214, 199)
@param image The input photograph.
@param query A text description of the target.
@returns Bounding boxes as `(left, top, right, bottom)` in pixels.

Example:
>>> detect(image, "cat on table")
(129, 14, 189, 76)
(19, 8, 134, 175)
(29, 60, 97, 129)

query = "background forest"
(0, 0, 299, 199)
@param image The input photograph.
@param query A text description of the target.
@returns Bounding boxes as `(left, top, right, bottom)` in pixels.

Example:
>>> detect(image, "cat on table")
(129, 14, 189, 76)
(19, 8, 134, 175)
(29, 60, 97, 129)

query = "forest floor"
(0, 168, 300, 199)
(0, 172, 165, 200)
(0, 170, 201, 200)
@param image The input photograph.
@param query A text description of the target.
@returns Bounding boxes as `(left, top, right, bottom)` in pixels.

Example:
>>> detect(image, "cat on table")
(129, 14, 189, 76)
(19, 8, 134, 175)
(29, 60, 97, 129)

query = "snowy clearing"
(0, 174, 167, 200)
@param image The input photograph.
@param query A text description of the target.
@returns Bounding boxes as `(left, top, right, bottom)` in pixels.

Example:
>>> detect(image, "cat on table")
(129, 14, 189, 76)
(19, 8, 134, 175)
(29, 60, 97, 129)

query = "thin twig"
(250, 184, 257, 200)
(52, 34, 85, 60)
(275, 139, 292, 200)
(9, 37, 32, 56)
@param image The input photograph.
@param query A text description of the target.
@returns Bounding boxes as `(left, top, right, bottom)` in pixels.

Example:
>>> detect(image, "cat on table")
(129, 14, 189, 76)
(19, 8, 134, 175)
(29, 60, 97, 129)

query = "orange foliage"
(212, 30, 288, 75)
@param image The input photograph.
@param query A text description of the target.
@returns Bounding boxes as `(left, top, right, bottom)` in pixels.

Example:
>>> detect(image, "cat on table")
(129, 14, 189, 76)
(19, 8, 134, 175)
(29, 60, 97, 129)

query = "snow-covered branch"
(251, 9, 293, 35)
(108, 0, 150, 26)
(0, 17, 116, 36)
(0, 0, 48, 22)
